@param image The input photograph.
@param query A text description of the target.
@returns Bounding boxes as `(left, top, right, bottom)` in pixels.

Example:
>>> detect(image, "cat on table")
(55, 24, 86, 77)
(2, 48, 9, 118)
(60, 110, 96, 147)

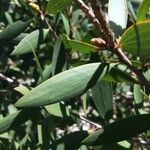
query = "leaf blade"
(119, 20, 150, 58)
(15, 63, 113, 107)
(134, 84, 144, 104)
(82, 114, 150, 145)
(62, 34, 99, 53)
(46, 0, 72, 14)
(137, 0, 150, 22)
(11, 29, 49, 55)
(92, 81, 113, 119)
(0, 20, 31, 44)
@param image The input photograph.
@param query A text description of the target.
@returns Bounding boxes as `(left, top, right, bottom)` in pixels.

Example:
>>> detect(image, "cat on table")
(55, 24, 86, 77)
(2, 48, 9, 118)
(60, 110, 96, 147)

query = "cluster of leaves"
(0, 0, 150, 149)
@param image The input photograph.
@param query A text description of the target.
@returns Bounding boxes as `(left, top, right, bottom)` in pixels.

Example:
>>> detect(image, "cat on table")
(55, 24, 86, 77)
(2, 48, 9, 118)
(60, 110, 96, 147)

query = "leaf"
(0, 112, 20, 134)
(61, 13, 70, 35)
(52, 37, 66, 75)
(119, 20, 150, 58)
(14, 85, 30, 95)
(11, 33, 28, 45)
(0, 20, 31, 44)
(19, 134, 28, 149)
(50, 131, 88, 150)
(137, 0, 150, 22)
(82, 114, 150, 145)
(0, 109, 39, 134)
(46, 0, 72, 14)
(92, 81, 113, 119)
(127, 0, 137, 22)
(134, 84, 144, 104)
(144, 68, 150, 81)
(118, 141, 131, 149)
(95, 143, 130, 150)
(11, 29, 49, 55)
(61, 34, 99, 53)
(103, 68, 138, 84)
(45, 103, 68, 117)
(15, 63, 113, 107)
(37, 63, 52, 84)
(108, 0, 128, 37)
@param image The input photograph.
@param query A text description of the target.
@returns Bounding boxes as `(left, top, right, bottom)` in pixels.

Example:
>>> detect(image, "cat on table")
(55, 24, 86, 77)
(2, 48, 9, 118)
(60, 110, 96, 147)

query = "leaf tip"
(15, 98, 26, 107)
(15, 101, 22, 107)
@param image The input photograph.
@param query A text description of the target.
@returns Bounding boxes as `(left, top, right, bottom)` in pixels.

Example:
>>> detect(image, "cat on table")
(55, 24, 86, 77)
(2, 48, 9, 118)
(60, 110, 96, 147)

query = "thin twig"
(80, 115, 102, 128)
(40, 11, 58, 39)
(73, 0, 104, 37)
(26, 39, 44, 82)
(27, 0, 58, 39)
(0, 73, 14, 83)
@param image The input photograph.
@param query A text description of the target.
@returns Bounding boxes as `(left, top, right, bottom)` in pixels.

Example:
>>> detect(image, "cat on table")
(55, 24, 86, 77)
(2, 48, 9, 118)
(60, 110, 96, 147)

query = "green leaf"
(108, 0, 128, 37)
(127, 0, 137, 22)
(52, 37, 66, 75)
(0, 109, 39, 134)
(61, 34, 99, 53)
(61, 13, 70, 35)
(134, 84, 144, 104)
(50, 131, 88, 150)
(119, 20, 150, 58)
(11, 29, 49, 55)
(82, 114, 150, 145)
(94, 143, 130, 150)
(11, 33, 28, 45)
(92, 81, 113, 119)
(19, 134, 28, 149)
(103, 68, 138, 84)
(0, 20, 31, 44)
(45, 103, 63, 117)
(14, 85, 30, 95)
(118, 141, 131, 149)
(0, 112, 20, 134)
(37, 63, 52, 84)
(144, 68, 150, 81)
(15, 63, 113, 107)
(46, 0, 72, 14)
(137, 0, 150, 22)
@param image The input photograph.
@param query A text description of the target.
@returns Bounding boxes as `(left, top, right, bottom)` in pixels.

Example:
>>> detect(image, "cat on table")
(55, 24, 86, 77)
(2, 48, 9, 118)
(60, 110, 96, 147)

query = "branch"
(90, 0, 114, 48)
(73, 0, 150, 89)
(73, 0, 105, 39)
(0, 73, 14, 83)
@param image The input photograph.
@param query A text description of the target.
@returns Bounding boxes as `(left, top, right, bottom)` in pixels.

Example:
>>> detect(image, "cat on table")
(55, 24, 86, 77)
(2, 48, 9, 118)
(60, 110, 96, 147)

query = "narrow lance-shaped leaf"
(0, 108, 40, 134)
(134, 84, 144, 104)
(37, 63, 52, 84)
(0, 20, 31, 44)
(46, 0, 72, 14)
(119, 20, 150, 58)
(52, 37, 66, 76)
(103, 67, 139, 84)
(62, 34, 99, 53)
(45, 103, 64, 117)
(127, 0, 137, 22)
(14, 85, 30, 95)
(50, 131, 88, 150)
(15, 63, 113, 107)
(82, 114, 150, 145)
(11, 29, 49, 55)
(0, 112, 20, 134)
(61, 13, 70, 35)
(92, 81, 113, 119)
(137, 0, 150, 22)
